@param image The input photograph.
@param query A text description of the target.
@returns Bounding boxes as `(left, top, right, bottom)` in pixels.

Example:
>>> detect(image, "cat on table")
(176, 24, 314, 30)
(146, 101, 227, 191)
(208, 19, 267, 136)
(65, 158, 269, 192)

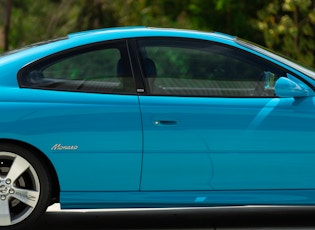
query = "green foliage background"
(1, 0, 315, 67)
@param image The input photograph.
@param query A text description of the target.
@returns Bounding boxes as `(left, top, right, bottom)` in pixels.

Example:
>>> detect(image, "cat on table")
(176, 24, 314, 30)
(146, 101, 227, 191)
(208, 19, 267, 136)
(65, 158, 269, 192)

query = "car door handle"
(152, 116, 179, 126)
(155, 120, 178, 126)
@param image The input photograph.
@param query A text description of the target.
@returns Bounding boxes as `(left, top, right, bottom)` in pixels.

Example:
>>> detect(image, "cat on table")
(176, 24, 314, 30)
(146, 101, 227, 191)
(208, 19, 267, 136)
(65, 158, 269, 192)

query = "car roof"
(0, 27, 238, 81)
(67, 26, 236, 43)
(0, 27, 237, 61)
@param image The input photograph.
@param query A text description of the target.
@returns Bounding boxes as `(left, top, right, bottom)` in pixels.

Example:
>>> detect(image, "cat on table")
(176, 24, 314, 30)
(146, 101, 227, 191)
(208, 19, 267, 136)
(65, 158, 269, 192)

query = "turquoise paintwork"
(1, 27, 315, 209)
(60, 190, 315, 209)
(139, 95, 315, 190)
(0, 88, 143, 191)
(275, 77, 311, 97)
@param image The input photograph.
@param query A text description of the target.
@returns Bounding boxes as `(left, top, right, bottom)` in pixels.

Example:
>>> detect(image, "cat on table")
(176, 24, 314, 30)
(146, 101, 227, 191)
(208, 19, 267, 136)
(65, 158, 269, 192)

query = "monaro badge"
(51, 144, 79, 151)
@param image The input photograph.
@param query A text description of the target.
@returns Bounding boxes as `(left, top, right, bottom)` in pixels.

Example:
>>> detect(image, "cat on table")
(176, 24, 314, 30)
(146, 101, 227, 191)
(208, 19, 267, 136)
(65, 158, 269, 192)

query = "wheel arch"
(0, 138, 60, 204)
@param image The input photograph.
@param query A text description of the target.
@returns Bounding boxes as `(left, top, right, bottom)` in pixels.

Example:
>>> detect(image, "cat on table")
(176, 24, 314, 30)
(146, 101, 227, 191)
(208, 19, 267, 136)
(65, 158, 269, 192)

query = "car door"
(137, 38, 315, 191)
(17, 40, 143, 191)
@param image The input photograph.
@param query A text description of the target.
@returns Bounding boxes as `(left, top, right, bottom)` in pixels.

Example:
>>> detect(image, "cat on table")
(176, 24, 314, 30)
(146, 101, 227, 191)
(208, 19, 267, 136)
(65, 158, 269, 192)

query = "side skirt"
(60, 190, 315, 209)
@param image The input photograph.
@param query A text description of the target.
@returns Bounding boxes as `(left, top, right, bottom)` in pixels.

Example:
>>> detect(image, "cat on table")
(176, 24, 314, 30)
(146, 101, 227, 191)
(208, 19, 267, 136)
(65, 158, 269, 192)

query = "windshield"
(236, 38, 315, 80)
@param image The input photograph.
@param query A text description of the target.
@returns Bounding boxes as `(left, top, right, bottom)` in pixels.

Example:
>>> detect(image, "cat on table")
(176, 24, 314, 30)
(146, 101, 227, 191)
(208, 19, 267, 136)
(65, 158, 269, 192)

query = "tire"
(0, 144, 51, 230)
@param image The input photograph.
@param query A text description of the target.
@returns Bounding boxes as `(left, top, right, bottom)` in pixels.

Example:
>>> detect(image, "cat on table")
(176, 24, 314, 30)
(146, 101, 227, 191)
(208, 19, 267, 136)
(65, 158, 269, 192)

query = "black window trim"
(127, 39, 146, 93)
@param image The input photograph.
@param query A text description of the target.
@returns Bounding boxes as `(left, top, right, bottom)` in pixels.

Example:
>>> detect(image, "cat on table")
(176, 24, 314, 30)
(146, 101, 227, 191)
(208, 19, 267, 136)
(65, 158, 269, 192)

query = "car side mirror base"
(275, 77, 310, 98)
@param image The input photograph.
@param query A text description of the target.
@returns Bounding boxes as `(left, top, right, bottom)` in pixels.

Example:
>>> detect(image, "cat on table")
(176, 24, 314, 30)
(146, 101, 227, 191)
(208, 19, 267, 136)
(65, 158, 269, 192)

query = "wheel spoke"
(0, 149, 47, 227)
(12, 187, 39, 208)
(0, 199, 11, 226)
(6, 155, 31, 182)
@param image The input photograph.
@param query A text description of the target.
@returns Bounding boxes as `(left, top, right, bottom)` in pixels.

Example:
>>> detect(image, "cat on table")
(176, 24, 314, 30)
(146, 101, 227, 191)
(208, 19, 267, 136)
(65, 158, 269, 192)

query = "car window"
(19, 41, 136, 94)
(137, 39, 286, 97)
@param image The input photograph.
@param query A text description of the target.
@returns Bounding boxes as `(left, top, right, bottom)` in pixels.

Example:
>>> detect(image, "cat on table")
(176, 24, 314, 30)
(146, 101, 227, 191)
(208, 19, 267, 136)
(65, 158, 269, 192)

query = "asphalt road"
(32, 204, 315, 230)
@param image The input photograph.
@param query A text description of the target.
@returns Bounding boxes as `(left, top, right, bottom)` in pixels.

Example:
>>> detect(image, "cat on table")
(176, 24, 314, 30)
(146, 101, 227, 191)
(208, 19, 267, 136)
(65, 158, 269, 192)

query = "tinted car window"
(138, 39, 286, 97)
(19, 41, 136, 94)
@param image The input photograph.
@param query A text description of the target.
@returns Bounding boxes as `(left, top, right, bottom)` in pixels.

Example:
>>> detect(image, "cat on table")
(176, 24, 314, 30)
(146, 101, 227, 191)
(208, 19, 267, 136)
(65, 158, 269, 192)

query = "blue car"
(1, 26, 315, 229)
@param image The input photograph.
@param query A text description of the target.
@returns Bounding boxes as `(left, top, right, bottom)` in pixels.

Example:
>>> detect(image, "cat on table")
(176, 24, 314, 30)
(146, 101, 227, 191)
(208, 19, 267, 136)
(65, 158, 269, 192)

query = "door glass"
(20, 41, 136, 94)
(138, 39, 285, 97)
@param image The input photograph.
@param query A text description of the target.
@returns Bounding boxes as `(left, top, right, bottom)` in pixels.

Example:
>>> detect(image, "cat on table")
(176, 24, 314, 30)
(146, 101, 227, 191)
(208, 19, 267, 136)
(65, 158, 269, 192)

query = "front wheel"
(0, 144, 51, 229)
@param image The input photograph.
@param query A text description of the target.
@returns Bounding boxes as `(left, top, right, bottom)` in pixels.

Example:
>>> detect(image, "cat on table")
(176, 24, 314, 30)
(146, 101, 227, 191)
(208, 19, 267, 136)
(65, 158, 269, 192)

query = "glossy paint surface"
(60, 190, 315, 209)
(1, 27, 315, 209)
(0, 88, 143, 191)
(139, 96, 315, 190)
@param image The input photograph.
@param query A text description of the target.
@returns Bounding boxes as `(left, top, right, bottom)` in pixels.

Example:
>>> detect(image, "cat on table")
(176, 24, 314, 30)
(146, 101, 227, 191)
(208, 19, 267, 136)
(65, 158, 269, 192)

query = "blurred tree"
(184, 0, 266, 43)
(1, 0, 315, 68)
(2, 0, 267, 49)
(0, 0, 12, 51)
(113, 0, 266, 44)
(76, 0, 118, 30)
(7, 0, 80, 49)
(255, 0, 315, 67)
